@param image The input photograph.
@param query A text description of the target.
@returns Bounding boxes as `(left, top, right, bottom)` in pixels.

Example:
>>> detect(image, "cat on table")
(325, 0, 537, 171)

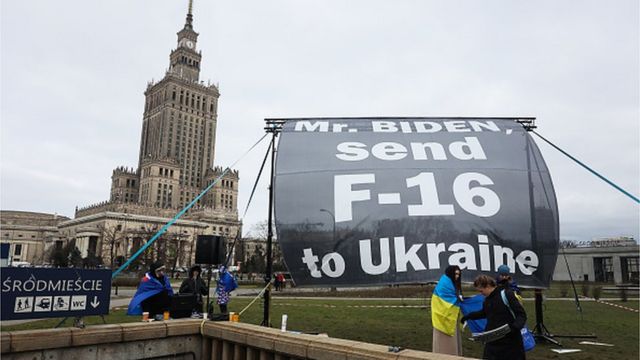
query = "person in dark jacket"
(179, 265, 208, 313)
(462, 275, 527, 360)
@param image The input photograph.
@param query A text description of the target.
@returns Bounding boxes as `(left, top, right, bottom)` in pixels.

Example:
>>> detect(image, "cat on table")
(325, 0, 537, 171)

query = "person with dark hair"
(276, 272, 286, 291)
(461, 274, 527, 360)
(431, 265, 464, 355)
(127, 262, 174, 319)
(274, 272, 282, 291)
(179, 265, 208, 314)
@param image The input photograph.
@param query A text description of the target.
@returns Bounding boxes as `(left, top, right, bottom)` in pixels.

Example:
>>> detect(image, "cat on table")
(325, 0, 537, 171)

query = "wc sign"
(1, 268, 111, 320)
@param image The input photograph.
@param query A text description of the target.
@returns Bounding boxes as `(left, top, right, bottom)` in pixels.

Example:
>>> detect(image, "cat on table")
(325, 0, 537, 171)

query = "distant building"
(0, 211, 69, 265)
(589, 236, 637, 248)
(4, 4, 242, 269)
(553, 238, 639, 284)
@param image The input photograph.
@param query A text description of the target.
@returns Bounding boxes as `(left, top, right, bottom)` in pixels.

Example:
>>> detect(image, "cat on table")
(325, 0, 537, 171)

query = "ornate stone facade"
(0, 211, 69, 265)
(59, 3, 241, 269)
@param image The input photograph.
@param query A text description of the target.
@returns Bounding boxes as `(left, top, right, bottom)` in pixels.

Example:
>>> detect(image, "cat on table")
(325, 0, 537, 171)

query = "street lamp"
(319, 209, 336, 243)
(320, 209, 337, 293)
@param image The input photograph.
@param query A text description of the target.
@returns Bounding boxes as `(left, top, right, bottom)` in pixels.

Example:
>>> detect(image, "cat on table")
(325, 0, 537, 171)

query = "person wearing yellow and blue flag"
(431, 265, 463, 355)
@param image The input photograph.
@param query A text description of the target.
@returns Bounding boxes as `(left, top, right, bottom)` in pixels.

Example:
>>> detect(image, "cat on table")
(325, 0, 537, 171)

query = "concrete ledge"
(348, 343, 399, 360)
(165, 318, 202, 336)
(10, 328, 72, 352)
(216, 322, 250, 344)
(274, 331, 313, 358)
(233, 322, 281, 352)
(304, 335, 361, 360)
(201, 321, 225, 339)
(120, 321, 167, 342)
(398, 349, 470, 360)
(71, 324, 123, 347)
(1, 332, 10, 353)
(2, 320, 476, 360)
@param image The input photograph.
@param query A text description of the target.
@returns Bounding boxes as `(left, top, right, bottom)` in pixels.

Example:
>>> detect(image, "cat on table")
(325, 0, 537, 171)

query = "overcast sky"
(1, 0, 638, 241)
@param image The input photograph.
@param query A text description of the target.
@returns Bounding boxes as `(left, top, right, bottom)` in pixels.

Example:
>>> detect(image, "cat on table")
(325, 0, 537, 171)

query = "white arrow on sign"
(90, 296, 100, 308)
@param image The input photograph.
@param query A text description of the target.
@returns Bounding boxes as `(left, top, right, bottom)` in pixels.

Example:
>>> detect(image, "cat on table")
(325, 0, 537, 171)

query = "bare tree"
(249, 221, 286, 271)
(124, 224, 163, 275)
(560, 240, 578, 249)
(49, 240, 83, 268)
(97, 224, 120, 268)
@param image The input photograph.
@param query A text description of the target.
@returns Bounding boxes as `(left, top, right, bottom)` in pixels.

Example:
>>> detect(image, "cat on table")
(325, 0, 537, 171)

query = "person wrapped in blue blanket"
(215, 265, 237, 314)
(127, 262, 174, 319)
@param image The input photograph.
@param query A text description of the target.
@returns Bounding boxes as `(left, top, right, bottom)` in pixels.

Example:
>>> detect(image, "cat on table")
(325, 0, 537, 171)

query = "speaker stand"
(532, 289, 596, 345)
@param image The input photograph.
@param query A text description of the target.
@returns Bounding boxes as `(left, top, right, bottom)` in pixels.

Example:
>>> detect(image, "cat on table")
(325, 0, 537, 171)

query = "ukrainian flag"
(431, 274, 460, 336)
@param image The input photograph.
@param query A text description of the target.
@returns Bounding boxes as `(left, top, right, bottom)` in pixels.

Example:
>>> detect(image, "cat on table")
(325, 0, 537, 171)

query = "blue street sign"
(1, 268, 111, 320)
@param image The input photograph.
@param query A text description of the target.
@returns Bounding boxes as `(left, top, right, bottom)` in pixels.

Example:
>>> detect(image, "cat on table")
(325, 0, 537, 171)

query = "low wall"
(1, 319, 473, 360)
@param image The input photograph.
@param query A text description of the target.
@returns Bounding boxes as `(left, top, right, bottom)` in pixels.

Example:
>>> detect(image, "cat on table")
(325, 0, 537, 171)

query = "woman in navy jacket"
(462, 275, 527, 360)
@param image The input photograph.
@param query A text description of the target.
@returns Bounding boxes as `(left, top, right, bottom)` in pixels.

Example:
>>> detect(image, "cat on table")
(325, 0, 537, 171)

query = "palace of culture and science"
(10, 3, 242, 268)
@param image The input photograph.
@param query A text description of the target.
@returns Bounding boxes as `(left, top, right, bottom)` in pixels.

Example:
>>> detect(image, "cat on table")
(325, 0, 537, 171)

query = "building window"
(594, 257, 614, 283)
(622, 257, 639, 284)
(14, 244, 22, 256)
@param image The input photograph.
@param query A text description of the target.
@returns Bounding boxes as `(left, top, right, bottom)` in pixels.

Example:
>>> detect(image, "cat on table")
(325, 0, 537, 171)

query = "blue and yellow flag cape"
(431, 274, 460, 336)
(216, 267, 238, 293)
(127, 273, 174, 315)
(460, 294, 488, 333)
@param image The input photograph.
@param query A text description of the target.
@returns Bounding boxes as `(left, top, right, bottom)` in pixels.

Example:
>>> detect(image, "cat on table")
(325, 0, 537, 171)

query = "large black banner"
(274, 118, 559, 288)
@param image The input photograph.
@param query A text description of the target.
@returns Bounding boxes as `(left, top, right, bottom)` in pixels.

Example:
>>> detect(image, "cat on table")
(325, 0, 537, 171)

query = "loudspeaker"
(195, 235, 225, 265)
(170, 294, 198, 319)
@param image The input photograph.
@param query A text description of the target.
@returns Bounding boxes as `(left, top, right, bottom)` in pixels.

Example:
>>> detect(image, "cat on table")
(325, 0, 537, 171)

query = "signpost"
(1, 268, 111, 320)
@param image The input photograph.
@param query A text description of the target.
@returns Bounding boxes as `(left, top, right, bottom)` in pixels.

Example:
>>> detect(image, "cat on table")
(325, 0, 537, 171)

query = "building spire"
(185, 0, 194, 30)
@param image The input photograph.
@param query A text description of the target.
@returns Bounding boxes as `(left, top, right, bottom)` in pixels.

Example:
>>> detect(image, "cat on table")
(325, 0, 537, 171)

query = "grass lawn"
(231, 298, 639, 360)
(2, 298, 638, 360)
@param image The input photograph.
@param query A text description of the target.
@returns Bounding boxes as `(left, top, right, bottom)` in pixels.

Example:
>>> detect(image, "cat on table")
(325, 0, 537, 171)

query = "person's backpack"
(500, 289, 536, 352)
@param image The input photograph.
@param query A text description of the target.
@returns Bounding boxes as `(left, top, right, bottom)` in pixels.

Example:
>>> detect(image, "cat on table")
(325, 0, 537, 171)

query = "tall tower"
(137, 0, 220, 208)
(72, 0, 240, 270)
(170, 0, 201, 83)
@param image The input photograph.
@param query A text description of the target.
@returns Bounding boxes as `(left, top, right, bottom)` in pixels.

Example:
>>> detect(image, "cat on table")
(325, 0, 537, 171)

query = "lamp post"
(320, 208, 337, 292)
(110, 227, 118, 269)
(319, 209, 336, 243)
(113, 214, 131, 269)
